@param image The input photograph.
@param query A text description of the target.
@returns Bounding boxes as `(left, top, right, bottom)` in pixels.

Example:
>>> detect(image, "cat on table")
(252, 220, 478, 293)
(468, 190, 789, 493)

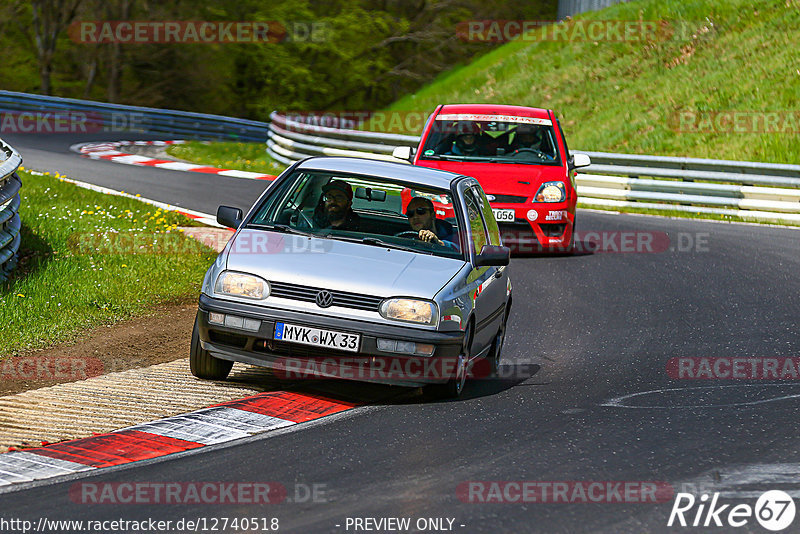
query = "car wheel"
(486, 306, 509, 376)
(190, 314, 233, 380)
(425, 323, 471, 399)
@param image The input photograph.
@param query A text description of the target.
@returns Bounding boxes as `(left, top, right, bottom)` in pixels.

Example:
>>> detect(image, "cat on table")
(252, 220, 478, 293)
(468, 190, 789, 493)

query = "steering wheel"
(513, 147, 552, 160)
(395, 231, 420, 239)
(293, 208, 315, 228)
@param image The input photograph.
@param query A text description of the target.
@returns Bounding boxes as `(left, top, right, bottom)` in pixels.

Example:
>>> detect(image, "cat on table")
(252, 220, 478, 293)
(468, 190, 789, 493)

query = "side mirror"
(217, 205, 243, 229)
(392, 146, 415, 162)
(572, 153, 591, 169)
(475, 245, 510, 267)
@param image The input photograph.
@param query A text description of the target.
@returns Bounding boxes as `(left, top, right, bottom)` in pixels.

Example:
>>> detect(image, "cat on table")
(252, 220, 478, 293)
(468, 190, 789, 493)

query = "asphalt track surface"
(2, 132, 800, 533)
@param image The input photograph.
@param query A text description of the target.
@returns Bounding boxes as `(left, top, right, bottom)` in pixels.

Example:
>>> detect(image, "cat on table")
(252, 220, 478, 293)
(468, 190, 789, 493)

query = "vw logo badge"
(315, 290, 334, 308)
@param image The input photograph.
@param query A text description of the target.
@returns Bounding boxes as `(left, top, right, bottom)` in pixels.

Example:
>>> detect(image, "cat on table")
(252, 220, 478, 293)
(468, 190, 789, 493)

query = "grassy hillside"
(383, 0, 800, 164)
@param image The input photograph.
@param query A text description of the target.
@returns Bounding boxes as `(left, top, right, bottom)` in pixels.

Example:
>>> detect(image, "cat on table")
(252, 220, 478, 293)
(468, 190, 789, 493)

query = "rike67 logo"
(668, 491, 796, 531)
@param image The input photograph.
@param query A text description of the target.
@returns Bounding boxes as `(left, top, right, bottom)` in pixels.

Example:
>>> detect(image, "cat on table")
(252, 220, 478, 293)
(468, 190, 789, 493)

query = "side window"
(470, 187, 502, 246)
(463, 188, 489, 256)
(251, 172, 310, 225)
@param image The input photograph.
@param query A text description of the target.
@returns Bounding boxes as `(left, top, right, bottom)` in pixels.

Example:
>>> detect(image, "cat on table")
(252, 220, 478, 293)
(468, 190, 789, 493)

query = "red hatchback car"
(394, 104, 590, 253)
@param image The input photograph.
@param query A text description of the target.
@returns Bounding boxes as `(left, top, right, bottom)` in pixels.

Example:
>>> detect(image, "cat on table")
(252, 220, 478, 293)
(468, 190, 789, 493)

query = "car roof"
(437, 103, 553, 120)
(294, 156, 465, 189)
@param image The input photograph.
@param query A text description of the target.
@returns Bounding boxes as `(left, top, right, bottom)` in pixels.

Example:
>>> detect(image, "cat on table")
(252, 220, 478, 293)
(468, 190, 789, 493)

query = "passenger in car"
(313, 179, 361, 231)
(404, 197, 459, 250)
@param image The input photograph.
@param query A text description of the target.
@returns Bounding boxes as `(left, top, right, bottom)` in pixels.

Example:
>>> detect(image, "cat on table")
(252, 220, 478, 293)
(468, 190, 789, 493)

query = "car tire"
(486, 306, 509, 376)
(564, 213, 576, 254)
(190, 314, 233, 380)
(425, 322, 471, 399)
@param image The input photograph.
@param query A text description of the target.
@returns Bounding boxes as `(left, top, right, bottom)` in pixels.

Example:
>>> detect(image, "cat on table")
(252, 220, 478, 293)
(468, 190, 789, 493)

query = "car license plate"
(493, 209, 515, 222)
(274, 322, 360, 352)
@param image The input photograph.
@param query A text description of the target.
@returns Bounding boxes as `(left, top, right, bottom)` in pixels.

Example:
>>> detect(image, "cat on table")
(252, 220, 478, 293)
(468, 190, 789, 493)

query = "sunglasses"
(405, 207, 431, 217)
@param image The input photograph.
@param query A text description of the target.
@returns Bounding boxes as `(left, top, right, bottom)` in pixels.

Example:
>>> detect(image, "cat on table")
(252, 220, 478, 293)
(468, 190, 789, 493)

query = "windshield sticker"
(436, 114, 552, 126)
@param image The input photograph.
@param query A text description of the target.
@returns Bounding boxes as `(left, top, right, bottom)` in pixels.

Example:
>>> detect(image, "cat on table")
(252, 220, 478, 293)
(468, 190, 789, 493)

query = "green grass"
(383, 0, 800, 164)
(0, 170, 217, 357)
(167, 141, 286, 175)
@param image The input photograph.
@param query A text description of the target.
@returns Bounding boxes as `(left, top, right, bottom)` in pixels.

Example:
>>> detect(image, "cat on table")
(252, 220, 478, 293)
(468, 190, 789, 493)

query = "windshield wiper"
(422, 154, 461, 161)
(247, 223, 314, 237)
(360, 237, 430, 254)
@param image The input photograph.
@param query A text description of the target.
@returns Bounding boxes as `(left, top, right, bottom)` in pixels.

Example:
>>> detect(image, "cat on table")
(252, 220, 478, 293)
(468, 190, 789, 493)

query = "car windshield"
(248, 170, 465, 260)
(418, 114, 562, 165)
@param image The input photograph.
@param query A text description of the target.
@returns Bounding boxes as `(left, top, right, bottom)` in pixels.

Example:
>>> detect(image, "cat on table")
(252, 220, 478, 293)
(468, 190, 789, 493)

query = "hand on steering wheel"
(395, 230, 442, 247)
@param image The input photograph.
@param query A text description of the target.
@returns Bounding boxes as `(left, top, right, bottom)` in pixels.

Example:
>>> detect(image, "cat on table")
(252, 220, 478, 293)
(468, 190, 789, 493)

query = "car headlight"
(215, 271, 270, 300)
(534, 182, 566, 203)
(379, 298, 438, 325)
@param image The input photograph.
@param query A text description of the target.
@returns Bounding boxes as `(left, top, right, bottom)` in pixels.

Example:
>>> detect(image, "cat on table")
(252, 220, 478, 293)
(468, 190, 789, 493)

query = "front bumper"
(198, 294, 465, 387)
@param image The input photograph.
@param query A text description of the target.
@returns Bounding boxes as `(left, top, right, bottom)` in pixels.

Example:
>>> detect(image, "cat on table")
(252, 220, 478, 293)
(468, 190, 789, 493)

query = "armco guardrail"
(266, 111, 419, 166)
(266, 113, 800, 224)
(557, 0, 627, 20)
(0, 138, 23, 281)
(0, 90, 269, 141)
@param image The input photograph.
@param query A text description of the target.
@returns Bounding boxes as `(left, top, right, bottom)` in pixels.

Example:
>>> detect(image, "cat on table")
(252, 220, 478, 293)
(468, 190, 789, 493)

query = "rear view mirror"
(475, 245, 510, 267)
(355, 187, 387, 202)
(217, 205, 243, 229)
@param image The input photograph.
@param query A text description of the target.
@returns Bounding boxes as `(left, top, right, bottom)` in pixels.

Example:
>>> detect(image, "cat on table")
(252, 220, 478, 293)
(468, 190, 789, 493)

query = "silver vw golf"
(192, 157, 511, 398)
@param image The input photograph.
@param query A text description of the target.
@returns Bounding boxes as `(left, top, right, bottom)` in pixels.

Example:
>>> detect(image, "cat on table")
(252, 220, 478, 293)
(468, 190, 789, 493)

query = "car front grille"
(254, 339, 365, 359)
(540, 223, 567, 237)
(498, 221, 531, 230)
(490, 194, 528, 203)
(269, 281, 383, 312)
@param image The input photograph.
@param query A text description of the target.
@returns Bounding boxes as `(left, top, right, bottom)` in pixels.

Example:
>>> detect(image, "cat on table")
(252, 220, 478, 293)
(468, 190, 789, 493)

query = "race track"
(1, 133, 799, 534)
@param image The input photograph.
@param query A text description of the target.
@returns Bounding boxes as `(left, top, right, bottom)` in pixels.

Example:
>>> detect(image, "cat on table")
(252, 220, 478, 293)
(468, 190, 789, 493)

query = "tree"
(8, 0, 83, 95)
